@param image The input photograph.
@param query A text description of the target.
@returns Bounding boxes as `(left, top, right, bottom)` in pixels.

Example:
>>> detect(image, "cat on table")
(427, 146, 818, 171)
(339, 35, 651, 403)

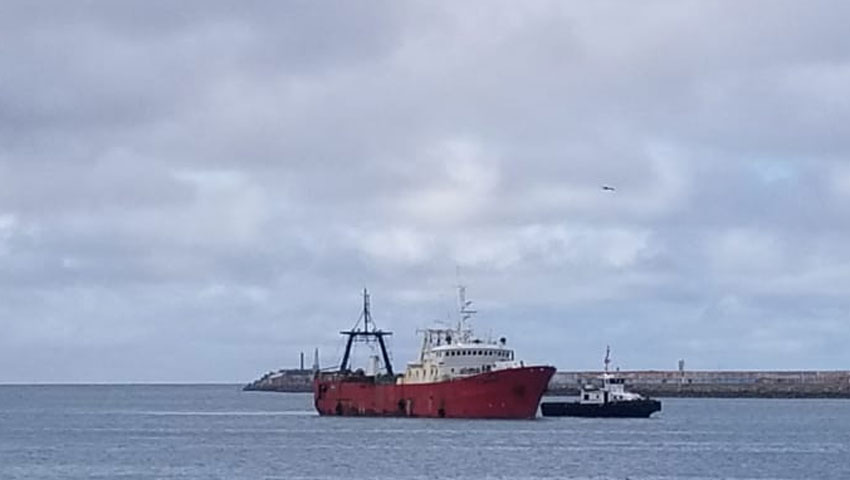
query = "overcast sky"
(2, 1, 850, 383)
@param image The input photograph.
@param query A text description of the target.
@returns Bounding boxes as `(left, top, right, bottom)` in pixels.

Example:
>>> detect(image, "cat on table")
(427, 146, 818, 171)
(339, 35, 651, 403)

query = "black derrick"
(338, 289, 394, 376)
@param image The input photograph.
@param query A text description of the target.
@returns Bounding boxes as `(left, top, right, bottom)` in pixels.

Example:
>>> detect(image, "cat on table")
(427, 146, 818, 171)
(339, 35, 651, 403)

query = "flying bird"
(601, 185, 616, 192)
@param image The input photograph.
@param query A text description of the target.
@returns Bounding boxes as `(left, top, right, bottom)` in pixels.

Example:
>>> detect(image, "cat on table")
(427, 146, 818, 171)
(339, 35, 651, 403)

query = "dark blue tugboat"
(541, 347, 661, 418)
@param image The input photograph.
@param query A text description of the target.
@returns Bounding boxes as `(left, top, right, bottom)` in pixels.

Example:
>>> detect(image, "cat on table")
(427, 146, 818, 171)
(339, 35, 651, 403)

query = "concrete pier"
(548, 370, 850, 398)
(242, 368, 312, 392)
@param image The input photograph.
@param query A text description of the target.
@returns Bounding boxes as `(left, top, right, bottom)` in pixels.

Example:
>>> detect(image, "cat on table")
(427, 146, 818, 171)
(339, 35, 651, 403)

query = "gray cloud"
(1, 1, 850, 382)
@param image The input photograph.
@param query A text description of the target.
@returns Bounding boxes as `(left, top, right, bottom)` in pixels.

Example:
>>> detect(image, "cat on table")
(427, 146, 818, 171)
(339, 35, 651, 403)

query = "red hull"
(313, 366, 555, 419)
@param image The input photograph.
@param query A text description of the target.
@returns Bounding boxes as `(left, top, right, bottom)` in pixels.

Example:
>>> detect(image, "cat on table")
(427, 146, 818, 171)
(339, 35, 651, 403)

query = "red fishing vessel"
(313, 287, 555, 419)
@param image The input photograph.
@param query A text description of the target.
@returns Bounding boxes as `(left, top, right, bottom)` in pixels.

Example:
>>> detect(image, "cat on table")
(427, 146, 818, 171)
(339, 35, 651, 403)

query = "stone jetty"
(548, 370, 850, 398)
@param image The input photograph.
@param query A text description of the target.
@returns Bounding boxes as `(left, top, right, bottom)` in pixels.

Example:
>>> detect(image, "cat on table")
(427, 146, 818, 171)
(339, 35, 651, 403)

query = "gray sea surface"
(1, 385, 849, 479)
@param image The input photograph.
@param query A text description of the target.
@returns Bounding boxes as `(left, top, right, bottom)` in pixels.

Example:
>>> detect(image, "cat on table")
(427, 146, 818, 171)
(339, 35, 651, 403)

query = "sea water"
(1, 385, 849, 479)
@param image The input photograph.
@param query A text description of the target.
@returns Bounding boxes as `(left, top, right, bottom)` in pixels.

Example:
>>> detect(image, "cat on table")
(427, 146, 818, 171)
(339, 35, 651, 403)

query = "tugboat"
(541, 347, 661, 418)
(313, 287, 556, 419)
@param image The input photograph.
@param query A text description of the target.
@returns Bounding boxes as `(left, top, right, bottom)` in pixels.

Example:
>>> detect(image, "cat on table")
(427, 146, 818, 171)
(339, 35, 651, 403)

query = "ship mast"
(457, 284, 477, 341)
(604, 345, 611, 374)
(338, 289, 394, 376)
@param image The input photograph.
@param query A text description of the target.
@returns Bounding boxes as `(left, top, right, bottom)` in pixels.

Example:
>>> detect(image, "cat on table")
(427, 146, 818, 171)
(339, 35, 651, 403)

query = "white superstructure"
(398, 286, 524, 385)
(578, 347, 645, 404)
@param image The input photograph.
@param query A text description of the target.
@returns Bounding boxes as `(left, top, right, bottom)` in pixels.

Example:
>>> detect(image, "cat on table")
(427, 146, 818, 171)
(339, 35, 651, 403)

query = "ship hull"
(314, 366, 556, 419)
(540, 399, 662, 418)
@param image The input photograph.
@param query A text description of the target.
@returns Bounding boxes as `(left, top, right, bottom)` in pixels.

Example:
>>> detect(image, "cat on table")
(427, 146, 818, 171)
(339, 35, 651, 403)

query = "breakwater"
(243, 369, 312, 392)
(244, 369, 850, 398)
(549, 370, 850, 398)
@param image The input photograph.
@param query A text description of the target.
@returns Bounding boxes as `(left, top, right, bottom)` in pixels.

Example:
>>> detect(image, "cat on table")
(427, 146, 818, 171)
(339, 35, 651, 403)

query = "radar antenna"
(457, 284, 477, 338)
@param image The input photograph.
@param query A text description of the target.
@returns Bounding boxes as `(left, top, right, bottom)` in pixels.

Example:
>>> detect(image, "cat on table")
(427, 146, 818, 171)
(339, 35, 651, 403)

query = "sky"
(1, 1, 850, 383)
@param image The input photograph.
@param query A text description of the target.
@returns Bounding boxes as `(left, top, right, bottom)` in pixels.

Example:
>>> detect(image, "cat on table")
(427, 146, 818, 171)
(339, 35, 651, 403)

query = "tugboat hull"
(314, 366, 555, 419)
(541, 399, 661, 418)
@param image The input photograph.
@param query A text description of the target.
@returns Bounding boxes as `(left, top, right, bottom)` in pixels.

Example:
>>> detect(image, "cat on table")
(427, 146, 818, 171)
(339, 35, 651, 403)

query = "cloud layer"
(1, 1, 849, 382)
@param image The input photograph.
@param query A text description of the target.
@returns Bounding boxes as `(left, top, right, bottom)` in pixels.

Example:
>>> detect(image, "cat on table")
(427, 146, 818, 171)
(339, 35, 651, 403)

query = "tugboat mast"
(338, 289, 394, 376)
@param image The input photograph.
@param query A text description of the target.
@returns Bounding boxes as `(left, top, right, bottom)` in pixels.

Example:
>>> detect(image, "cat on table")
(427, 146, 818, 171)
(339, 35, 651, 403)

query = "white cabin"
(397, 287, 526, 385)
(579, 347, 645, 404)
(579, 374, 643, 404)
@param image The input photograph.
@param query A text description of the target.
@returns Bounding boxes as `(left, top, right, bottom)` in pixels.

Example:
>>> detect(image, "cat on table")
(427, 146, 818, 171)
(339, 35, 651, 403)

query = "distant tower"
(300, 351, 305, 371)
(678, 359, 685, 385)
(312, 347, 320, 373)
